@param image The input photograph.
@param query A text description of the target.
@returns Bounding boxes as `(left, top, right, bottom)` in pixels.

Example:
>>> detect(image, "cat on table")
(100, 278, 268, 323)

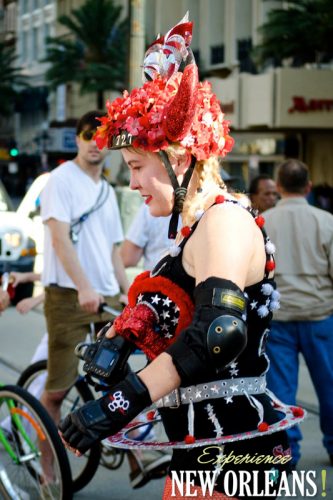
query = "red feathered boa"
(114, 271, 194, 359)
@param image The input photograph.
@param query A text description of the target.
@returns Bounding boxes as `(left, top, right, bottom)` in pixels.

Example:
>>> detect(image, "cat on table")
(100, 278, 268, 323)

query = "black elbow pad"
(166, 277, 248, 385)
(207, 314, 247, 368)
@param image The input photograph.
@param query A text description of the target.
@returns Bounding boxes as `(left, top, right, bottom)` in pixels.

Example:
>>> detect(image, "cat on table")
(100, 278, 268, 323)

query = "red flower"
(184, 434, 196, 444)
(215, 194, 225, 204)
(291, 407, 304, 418)
(181, 226, 192, 238)
(255, 215, 265, 228)
(258, 422, 269, 432)
(266, 260, 276, 272)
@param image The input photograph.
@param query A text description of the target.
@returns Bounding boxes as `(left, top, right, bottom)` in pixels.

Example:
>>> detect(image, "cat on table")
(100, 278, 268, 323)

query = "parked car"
(0, 174, 49, 304)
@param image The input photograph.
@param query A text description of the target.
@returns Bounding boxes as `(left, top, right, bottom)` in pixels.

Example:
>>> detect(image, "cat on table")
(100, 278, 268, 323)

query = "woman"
(60, 15, 304, 498)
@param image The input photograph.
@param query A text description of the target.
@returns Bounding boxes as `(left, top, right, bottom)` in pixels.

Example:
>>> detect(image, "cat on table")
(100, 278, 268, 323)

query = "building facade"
(1, 0, 332, 192)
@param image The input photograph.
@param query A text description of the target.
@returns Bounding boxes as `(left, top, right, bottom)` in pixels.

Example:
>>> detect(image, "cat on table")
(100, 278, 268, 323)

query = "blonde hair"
(182, 156, 227, 226)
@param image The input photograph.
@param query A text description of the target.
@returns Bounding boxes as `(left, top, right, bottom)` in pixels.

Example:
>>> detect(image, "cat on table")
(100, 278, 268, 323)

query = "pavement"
(0, 305, 332, 499)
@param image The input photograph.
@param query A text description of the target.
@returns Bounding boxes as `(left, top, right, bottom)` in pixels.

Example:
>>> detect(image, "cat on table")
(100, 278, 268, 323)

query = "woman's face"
(122, 148, 176, 217)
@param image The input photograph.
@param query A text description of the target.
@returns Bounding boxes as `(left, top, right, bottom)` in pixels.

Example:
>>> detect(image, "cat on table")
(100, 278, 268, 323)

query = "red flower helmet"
(95, 13, 234, 161)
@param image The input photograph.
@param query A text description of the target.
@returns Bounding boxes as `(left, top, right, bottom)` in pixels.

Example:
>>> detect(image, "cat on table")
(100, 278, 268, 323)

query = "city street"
(0, 305, 332, 499)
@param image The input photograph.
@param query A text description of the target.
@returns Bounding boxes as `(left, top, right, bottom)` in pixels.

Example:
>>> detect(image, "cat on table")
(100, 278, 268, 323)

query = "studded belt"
(156, 376, 266, 409)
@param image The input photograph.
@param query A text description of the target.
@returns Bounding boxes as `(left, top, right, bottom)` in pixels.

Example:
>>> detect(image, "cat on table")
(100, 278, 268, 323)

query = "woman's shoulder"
(201, 195, 254, 228)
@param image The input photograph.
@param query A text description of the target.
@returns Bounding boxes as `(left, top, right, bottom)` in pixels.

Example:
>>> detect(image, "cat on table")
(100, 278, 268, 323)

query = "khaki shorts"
(44, 286, 121, 392)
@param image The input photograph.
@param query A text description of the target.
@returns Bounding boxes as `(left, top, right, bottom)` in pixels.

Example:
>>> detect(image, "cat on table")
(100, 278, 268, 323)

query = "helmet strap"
(158, 151, 196, 239)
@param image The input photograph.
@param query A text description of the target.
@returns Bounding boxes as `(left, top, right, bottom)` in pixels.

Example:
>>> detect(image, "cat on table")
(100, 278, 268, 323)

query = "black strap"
(70, 177, 109, 235)
(157, 153, 196, 239)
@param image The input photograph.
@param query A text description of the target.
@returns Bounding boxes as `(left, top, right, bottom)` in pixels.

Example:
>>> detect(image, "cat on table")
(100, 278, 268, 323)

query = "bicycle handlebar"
(98, 302, 122, 317)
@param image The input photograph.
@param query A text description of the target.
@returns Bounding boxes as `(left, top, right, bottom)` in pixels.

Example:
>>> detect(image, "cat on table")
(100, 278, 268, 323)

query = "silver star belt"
(156, 375, 266, 409)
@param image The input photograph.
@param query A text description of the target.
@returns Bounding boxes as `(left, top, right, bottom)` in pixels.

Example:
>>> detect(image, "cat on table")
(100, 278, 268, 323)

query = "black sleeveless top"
(150, 200, 283, 442)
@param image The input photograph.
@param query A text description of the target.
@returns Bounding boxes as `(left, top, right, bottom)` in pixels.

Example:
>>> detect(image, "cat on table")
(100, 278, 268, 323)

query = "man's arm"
(120, 240, 144, 268)
(47, 218, 102, 313)
(10, 271, 41, 287)
(112, 245, 129, 296)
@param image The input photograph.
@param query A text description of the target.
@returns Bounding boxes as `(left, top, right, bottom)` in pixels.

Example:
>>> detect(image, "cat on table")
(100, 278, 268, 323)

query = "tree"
(253, 0, 333, 68)
(44, 0, 129, 110)
(0, 42, 28, 116)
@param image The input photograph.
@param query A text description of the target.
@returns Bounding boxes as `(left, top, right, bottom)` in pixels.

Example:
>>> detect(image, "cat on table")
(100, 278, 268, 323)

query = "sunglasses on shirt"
(79, 129, 97, 142)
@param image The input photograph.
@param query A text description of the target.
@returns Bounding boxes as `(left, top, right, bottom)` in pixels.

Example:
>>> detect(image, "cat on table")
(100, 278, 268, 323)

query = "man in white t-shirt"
(40, 110, 129, 428)
(121, 203, 172, 270)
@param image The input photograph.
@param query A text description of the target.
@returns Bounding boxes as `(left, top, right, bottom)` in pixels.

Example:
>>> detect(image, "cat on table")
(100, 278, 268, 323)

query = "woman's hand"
(96, 322, 116, 339)
(105, 323, 117, 339)
(58, 372, 152, 455)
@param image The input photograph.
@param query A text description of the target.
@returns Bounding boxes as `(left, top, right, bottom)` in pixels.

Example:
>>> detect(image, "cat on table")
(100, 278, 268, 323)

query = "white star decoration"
(250, 300, 258, 309)
(137, 293, 144, 302)
(161, 310, 170, 320)
(151, 294, 161, 304)
(230, 384, 239, 393)
(225, 396, 233, 404)
(163, 297, 172, 307)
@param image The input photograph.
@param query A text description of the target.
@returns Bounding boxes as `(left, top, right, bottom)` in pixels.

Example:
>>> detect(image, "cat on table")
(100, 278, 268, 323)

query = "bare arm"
(120, 240, 143, 268)
(47, 218, 102, 313)
(112, 245, 130, 294)
(16, 292, 45, 314)
(10, 271, 41, 287)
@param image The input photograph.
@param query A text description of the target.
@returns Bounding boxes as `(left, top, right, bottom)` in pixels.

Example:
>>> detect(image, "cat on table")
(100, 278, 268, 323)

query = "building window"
(237, 38, 256, 73)
(22, 30, 29, 63)
(42, 22, 50, 57)
(21, 0, 29, 15)
(210, 44, 224, 65)
(32, 26, 38, 61)
(32, 0, 40, 11)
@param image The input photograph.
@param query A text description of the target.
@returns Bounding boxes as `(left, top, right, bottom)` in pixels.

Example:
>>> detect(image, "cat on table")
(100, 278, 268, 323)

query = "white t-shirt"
(126, 204, 173, 270)
(41, 161, 124, 295)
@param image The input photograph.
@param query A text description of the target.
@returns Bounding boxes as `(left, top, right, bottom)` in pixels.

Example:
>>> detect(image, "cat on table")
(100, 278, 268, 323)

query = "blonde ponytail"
(182, 157, 227, 227)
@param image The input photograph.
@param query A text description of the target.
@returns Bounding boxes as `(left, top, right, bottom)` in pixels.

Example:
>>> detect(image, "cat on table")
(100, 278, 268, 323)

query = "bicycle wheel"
(17, 360, 101, 492)
(0, 384, 72, 499)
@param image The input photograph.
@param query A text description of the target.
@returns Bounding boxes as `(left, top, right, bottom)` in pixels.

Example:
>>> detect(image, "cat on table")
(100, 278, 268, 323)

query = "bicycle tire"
(0, 384, 73, 499)
(17, 360, 101, 492)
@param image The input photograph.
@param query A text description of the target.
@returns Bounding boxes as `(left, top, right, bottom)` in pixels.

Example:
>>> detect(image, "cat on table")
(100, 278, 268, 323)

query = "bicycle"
(17, 303, 127, 493)
(0, 274, 73, 499)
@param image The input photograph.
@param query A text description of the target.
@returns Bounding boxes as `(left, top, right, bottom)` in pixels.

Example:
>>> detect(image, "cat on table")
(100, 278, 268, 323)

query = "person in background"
(248, 174, 278, 213)
(40, 110, 128, 423)
(38, 110, 127, 483)
(263, 159, 333, 467)
(59, 15, 304, 498)
(121, 203, 173, 270)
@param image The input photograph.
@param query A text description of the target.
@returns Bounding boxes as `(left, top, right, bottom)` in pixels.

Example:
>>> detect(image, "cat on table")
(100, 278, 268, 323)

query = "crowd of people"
(1, 14, 333, 499)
